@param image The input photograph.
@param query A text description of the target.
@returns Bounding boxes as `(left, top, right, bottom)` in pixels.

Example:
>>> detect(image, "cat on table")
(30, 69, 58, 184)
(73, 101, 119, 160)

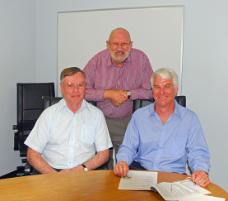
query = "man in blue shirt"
(114, 68, 210, 187)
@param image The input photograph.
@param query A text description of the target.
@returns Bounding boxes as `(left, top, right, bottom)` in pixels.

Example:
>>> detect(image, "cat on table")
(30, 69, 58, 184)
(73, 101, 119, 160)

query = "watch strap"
(81, 164, 88, 171)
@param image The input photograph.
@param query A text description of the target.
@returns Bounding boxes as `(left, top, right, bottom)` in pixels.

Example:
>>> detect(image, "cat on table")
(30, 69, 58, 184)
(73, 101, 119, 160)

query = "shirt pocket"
(165, 136, 187, 159)
(80, 125, 95, 146)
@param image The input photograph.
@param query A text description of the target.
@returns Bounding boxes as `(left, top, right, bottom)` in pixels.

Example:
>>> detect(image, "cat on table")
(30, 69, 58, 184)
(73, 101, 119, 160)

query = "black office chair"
(133, 95, 186, 111)
(13, 83, 55, 176)
(42, 96, 62, 108)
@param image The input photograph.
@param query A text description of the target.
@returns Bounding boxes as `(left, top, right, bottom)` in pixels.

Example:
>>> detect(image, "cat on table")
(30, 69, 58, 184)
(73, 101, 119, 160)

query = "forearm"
(27, 148, 57, 174)
(83, 149, 110, 170)
(130, 88, 152, 100)
(85, 88, 104, 101)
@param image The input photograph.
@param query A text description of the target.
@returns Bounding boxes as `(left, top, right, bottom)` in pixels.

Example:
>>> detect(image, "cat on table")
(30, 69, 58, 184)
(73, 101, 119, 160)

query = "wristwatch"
(81, 164, 88, 171)
(127, 90, 131, 99)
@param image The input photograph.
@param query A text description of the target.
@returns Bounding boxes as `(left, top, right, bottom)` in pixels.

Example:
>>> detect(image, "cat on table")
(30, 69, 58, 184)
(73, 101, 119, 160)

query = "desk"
(0, 170, 227, 201)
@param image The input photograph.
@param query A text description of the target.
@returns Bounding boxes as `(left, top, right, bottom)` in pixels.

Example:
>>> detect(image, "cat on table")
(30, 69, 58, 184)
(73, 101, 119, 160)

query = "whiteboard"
(58, 6, 184, 94)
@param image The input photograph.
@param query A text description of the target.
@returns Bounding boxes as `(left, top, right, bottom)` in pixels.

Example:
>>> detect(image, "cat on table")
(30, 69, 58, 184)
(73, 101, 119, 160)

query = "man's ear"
(129, 41, 133, 48)
(175, 86, 178, 96)
(60, 82, 64, 96)
(106, 40, 109, 48)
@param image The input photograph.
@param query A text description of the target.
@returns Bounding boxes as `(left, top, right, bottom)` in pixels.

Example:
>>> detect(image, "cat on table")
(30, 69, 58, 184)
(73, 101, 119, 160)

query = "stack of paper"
(118, 171, 225, 201)
(153, 178, 224, 200)
(118, 170, 157, 190)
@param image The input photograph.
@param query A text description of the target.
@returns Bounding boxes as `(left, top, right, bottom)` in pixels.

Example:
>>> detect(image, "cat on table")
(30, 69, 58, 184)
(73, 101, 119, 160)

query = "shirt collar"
(150, 100, 182, 119)
(60, 99, 89, 113)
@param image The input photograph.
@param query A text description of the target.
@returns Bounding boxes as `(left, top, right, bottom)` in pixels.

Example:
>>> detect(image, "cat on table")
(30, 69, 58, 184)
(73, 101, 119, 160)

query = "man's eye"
(165, 84, 172, 88)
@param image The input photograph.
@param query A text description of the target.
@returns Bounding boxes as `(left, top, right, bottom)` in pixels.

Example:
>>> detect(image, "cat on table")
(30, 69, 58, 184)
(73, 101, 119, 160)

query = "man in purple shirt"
(84, 27, 153, 150)
(84, 27, 153, 118)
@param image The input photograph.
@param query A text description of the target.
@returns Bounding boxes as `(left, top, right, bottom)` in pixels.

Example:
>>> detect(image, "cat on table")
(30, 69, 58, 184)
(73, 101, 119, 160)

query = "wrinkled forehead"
(61, 72, 85, 83)
(153, 75, 173, 84)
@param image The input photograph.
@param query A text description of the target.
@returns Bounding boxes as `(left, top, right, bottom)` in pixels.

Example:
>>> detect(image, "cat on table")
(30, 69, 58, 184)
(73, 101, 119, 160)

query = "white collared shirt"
(25, 99, 112, 169)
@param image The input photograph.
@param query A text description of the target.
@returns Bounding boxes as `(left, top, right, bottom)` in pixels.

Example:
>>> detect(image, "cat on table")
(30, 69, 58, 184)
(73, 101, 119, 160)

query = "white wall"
(0, 0, 36, 175)
(182, 0, 228, 190)
(35, 0, 228, 191)
(1, 0, 227, 191)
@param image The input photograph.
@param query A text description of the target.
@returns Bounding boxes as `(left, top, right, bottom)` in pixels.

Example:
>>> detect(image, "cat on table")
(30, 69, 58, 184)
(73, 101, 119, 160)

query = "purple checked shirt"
(84, 48, 153, 118)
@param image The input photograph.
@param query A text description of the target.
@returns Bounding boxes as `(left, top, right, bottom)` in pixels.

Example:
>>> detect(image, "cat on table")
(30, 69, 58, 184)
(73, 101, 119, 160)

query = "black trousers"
(129, 161, 146, 170)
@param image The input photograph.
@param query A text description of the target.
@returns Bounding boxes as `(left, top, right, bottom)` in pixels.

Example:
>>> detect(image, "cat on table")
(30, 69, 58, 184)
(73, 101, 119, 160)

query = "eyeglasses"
(63, 82, 85, 89)
(108, 42, 131, 49)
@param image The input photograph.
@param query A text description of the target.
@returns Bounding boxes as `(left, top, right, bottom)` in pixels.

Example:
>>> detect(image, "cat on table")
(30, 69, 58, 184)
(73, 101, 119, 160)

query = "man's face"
(60, 72, 85, 108)
(152, 75, 178, 108)
(107, 30, 132, 66)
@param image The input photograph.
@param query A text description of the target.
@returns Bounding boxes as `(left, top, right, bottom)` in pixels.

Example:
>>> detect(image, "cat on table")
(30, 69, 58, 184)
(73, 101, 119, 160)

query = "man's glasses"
(64, 82, 85, 89)
(108, 42, 131, 49)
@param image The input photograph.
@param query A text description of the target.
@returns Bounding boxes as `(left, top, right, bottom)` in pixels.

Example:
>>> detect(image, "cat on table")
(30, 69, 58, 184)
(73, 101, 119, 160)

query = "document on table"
(154, 178, 211, 200)
(118, 170, 157, 190)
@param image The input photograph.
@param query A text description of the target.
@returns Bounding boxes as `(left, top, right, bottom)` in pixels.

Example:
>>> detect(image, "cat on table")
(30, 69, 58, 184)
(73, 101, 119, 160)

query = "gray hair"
(150, 68, 178, 88)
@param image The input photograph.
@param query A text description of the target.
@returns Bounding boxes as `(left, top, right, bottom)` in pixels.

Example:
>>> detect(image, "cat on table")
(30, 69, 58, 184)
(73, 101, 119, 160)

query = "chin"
(112, 54, 128, 64)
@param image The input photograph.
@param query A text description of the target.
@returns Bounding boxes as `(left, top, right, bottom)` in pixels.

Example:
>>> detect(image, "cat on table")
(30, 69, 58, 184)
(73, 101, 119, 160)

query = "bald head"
(108, 27, 131, 42)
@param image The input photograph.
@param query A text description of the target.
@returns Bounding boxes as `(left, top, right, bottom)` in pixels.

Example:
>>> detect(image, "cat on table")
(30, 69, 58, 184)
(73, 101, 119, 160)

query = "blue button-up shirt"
(116, 101, 210, 174)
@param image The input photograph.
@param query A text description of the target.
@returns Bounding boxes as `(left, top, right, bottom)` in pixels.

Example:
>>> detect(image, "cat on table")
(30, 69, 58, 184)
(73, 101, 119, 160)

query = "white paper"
(179, 195, 225, 201)
(154, 178, 211, 200)
(118, 170, 157, 190)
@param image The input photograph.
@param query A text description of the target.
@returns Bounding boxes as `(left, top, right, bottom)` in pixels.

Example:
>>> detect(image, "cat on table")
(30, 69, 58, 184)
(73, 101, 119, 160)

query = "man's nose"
(116, 45, 124, 51)
(159, 88, 165, 95)
(72, 84, 80, 91)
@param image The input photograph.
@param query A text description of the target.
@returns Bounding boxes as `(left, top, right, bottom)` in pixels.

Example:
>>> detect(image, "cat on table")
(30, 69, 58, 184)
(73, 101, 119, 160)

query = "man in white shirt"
(25, 67, 112, 174)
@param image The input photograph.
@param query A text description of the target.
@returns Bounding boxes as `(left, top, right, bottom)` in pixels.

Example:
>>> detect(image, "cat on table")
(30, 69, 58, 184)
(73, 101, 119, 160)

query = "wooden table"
(0, 170, 227, 201)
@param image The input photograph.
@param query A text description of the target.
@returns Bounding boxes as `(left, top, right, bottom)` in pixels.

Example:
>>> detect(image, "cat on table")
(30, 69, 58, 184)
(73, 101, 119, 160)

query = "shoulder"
(40, 99, 65, 117)
(88, 49, 109, 61)
(176, 103, 200, 122)
(84, 49, 110, 71)
(130, 48, 149, 57)
(132, 103, 153, 120)
(84, 101, 105, 116)
(128, 48, 151, 68)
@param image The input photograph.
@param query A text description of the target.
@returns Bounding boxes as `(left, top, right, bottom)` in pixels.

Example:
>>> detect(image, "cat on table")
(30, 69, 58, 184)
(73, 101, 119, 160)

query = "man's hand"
(104, 89, 128, 106)
(191, 170, 210, 187)
(114, 160, 129, 177)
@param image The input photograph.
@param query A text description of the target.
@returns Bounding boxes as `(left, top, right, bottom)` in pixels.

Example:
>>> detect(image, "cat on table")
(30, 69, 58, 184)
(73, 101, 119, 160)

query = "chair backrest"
(42, 96, 62, 109)
(133, 95, 186, 112)
(14, 83, 55, 157)
(16, 83, 55, 130)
